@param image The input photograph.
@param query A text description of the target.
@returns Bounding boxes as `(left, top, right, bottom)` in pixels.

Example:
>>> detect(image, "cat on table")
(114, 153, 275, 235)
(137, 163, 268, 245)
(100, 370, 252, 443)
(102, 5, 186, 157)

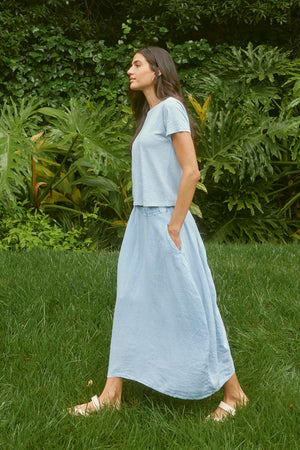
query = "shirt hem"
(133, 203, 176, 207)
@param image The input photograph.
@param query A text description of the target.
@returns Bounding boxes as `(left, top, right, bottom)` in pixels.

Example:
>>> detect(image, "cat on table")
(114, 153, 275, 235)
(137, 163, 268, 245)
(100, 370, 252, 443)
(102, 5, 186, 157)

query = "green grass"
(0, 243, 299, 449)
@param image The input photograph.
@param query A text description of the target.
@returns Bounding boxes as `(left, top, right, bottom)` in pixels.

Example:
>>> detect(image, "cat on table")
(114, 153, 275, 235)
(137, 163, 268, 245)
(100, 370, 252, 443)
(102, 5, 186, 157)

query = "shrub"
(0, 205, 95, 251)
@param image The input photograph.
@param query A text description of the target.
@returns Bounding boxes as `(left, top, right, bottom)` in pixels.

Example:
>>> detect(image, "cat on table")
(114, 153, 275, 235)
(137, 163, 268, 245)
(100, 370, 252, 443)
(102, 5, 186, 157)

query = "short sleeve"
(163, 98, 191, 136)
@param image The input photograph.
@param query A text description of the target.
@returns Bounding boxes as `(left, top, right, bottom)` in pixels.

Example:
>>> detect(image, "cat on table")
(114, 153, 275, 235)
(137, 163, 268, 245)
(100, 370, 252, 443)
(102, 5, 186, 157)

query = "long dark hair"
(128, 46, 195, 144)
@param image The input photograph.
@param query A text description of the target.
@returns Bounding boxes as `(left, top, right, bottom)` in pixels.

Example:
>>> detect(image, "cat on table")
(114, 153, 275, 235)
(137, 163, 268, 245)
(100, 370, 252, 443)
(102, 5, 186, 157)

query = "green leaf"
(189, 202, 203, 219)
(73, 176, 119, 191)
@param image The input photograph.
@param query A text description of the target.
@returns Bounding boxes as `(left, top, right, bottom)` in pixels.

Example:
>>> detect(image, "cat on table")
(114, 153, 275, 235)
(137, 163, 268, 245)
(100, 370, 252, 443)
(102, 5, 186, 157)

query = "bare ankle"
(223, 391, 248, 407)
(99, 387, 122, 405)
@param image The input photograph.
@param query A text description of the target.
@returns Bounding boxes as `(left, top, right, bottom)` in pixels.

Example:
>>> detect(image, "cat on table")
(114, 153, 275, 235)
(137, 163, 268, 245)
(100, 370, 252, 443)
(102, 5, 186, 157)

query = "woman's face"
(127, 53, 156, 91)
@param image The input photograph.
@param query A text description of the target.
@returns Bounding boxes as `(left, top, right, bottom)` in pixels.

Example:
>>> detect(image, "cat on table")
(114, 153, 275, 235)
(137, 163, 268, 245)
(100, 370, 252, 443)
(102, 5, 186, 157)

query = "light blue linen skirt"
(107, 206, 235, 399)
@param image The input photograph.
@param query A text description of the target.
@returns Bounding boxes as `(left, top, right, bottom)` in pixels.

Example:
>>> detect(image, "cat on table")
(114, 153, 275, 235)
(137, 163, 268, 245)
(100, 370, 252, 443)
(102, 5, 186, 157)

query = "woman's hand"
(168, 225, 181, 250)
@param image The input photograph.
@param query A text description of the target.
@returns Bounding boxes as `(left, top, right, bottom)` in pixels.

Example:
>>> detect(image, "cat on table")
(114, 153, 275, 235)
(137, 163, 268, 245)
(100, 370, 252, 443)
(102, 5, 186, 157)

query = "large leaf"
(73, 175, 119, 191)
(39, 99, 131, 176)
(0, 98, 42, 203)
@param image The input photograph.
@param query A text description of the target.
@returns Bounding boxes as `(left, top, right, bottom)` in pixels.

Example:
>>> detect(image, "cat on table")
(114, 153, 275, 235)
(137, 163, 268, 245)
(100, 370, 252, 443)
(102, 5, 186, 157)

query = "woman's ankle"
(223, 391, 248, 407)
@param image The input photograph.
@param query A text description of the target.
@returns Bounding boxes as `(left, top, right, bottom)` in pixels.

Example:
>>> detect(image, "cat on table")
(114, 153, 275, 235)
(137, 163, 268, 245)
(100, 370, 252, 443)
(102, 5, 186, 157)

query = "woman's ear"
(158, 69, 162, 76)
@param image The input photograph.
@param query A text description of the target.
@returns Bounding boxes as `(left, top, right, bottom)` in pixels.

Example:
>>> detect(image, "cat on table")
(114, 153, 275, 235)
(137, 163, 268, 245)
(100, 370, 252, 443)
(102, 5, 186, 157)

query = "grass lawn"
(0, 243, 299, 449)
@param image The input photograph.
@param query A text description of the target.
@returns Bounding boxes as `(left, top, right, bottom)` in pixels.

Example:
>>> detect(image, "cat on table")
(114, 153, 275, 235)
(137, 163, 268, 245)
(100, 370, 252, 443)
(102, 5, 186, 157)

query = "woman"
(70, 47, 248, 421)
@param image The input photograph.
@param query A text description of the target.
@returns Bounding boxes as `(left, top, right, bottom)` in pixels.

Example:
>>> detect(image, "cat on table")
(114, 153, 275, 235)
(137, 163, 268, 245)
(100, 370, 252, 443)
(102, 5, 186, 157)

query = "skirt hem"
(107, 370, 235, 400)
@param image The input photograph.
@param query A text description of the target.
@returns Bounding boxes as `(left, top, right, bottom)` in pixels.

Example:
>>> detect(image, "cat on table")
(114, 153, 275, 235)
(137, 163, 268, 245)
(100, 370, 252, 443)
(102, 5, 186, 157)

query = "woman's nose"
(127, 66, 133, 75)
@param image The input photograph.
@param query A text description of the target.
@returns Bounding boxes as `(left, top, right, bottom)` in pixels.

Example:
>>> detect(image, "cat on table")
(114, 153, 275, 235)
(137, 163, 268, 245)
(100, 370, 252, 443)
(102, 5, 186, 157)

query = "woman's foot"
(68, 377, 123, 416)
(206, 373, 248, 422)
(69, 392, 121, 416)
(209, 393, 248, 422)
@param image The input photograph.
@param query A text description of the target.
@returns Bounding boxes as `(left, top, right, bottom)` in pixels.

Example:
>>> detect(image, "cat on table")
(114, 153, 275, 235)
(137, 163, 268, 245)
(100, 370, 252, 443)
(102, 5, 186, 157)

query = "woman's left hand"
(168, 227, 181, 250)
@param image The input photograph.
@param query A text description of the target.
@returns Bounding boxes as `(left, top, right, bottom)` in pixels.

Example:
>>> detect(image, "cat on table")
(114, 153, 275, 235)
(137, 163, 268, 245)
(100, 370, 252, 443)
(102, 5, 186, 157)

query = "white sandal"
(69, 395, 101, 417)
(205, 401, 236, 422)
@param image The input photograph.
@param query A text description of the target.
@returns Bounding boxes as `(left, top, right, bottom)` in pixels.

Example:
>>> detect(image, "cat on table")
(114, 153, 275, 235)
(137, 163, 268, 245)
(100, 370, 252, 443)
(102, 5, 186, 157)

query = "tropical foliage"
(188, 44, 300, 241)
(0, 98, 133, 248)
(0, 98, 50, 210)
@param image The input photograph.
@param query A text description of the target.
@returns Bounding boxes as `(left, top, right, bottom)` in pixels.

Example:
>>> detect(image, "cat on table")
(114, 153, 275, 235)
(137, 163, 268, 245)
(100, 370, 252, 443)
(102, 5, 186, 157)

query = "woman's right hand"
(168, 226, 181, 250)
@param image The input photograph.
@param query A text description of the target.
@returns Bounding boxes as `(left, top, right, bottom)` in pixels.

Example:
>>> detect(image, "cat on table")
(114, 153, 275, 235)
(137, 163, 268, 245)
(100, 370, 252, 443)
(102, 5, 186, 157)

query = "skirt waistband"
(134, 206, 174, 216)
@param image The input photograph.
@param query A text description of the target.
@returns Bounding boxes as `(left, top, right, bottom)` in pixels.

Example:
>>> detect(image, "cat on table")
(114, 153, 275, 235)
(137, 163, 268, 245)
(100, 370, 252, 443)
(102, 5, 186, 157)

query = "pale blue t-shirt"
(132, 97, 191, 206)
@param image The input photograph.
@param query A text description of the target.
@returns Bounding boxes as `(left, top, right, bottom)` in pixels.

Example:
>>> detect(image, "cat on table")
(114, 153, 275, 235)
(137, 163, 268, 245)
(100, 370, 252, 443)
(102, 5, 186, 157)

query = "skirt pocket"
(165, 223, 182, 253)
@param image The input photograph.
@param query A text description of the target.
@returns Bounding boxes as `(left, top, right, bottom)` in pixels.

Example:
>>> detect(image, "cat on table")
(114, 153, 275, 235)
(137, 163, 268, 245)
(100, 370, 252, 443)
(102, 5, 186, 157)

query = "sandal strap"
(73, 407, 89, 417)
(218, 401, 236, 416)
(91, 395, 101, 411)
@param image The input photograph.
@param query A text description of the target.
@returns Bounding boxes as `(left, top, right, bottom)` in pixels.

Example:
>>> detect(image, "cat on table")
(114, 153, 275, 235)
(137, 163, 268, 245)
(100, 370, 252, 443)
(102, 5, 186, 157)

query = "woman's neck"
(143, 87, 161, 110)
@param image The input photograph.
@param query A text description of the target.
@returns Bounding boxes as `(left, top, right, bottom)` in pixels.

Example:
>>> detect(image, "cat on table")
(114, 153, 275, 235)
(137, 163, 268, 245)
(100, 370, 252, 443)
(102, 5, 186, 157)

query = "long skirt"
(107, 206, 235, 399)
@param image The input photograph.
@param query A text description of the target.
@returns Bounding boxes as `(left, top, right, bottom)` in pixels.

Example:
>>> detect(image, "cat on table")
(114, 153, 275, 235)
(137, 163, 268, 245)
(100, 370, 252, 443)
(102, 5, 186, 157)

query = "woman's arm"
(168, 131, 200, 249)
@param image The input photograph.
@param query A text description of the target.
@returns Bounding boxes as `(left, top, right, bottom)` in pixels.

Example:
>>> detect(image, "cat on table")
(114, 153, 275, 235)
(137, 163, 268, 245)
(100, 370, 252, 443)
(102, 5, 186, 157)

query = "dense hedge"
(0, 21, 216, 105)
(1, 0, 299, 48)
(1, 1, 299, 104)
